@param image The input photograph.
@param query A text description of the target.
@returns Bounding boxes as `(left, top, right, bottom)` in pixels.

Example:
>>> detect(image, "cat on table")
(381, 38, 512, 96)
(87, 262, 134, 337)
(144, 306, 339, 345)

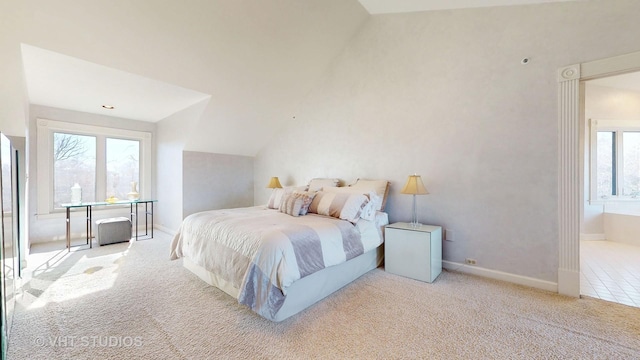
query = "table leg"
(89, 205, 93, 249)
(66, 207, 71, 252)
(144, 202, 148, 237)
(135, 202, 139, 241)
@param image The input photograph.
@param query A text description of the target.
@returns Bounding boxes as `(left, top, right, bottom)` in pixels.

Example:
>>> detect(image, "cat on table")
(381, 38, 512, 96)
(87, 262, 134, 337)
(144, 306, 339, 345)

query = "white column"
(557, 64, 581, 297)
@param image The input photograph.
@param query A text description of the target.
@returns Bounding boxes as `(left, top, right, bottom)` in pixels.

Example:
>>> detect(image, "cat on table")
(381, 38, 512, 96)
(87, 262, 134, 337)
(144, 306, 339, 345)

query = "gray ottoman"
(95, 217, 132, 246)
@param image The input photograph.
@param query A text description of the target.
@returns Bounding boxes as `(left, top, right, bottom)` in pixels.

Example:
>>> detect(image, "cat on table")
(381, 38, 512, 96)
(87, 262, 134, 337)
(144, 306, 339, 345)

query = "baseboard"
(580, 233, 606, 241)
(557, 268, 580, 297)
(442, 261, 558, 293)
(154, 224, 177, 236)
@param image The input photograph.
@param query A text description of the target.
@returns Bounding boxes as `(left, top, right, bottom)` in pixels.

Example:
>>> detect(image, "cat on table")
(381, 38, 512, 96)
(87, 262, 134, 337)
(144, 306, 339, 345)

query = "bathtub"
(603, 203, 640, 247)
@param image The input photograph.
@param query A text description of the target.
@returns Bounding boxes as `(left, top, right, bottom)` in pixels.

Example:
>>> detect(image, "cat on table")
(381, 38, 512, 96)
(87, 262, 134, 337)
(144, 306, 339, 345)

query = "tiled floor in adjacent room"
(581, 240, 640, 308)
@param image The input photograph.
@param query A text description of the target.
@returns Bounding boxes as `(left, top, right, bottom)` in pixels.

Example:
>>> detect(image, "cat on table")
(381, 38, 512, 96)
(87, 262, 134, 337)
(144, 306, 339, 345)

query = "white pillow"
(307, 178, 340, 192)
(348, 179, 389, 211)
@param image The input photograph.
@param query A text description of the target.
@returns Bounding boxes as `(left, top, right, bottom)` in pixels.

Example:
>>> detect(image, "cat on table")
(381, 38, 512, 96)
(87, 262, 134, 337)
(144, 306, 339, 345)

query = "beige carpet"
(8, 231, 640, 359)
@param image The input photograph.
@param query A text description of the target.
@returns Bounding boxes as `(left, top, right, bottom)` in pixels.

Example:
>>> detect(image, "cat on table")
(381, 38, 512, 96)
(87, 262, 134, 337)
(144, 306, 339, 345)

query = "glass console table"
(60, 199, 157, 251)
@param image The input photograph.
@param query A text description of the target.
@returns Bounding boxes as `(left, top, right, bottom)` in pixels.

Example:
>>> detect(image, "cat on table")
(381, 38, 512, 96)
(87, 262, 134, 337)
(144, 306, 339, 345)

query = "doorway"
(557, 50, 640, 298)
(579, 73, 640, 307)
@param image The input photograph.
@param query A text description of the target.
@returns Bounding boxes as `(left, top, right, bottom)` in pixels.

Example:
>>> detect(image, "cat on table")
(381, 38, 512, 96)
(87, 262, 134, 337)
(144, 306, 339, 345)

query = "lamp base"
(409, 195, 422, 229)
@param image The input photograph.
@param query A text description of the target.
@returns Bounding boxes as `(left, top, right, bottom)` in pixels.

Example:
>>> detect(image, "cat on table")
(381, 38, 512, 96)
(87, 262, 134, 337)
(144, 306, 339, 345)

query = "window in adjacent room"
(590, 119, 640, 202)
(37, 119, 151, 215)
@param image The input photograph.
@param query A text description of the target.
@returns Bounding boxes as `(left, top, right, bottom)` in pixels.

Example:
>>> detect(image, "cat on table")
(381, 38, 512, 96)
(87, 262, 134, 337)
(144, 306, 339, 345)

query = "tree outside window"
(106, 138, 140, 199)
(53, 133, 96, 207)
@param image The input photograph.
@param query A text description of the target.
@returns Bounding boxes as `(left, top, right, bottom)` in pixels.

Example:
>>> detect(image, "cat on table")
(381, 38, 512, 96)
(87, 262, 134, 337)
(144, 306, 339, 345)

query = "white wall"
(255, 0, 640, 283)
(155, 98, 210, 233)
(581, 84, 640, 237)
(28, 105, 156, 243)
(155, 102, 255, 233)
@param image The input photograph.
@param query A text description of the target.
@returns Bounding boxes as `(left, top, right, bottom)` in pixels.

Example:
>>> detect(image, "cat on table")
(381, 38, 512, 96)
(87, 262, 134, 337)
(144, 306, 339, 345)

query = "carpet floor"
(7, 231, 640, 359)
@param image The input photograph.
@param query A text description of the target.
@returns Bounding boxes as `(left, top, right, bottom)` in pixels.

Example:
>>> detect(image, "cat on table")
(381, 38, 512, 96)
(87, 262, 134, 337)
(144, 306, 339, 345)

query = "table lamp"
(400, 174, 429, 228)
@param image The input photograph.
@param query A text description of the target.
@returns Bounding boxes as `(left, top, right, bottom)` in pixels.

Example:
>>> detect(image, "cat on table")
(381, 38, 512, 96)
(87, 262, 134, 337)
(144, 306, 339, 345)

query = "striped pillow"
(323, 187, 378, 221)
(267, 186, 307, 209)
(308, 191, 369, 223)
(279, 193, 303, 217)
(267, 188, 287, 209)
(279, 191, 317, 217)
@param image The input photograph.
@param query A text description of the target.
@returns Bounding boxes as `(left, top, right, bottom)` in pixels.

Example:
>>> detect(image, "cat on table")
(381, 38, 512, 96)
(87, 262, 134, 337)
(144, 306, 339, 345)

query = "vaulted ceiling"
(1, 0, 603, 156)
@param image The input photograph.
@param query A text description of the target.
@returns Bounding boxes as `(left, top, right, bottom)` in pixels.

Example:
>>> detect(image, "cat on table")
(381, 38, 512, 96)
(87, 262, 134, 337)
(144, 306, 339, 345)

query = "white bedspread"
(170, 206, 385, 319)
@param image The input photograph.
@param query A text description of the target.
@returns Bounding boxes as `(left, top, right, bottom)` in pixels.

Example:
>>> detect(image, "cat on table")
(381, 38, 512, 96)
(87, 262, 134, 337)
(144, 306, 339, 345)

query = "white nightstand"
(384, 222, 442, 283)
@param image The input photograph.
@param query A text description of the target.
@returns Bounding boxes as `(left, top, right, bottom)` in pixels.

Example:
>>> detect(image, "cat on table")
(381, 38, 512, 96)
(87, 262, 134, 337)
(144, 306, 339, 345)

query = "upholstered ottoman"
(95, 217, 132, 246)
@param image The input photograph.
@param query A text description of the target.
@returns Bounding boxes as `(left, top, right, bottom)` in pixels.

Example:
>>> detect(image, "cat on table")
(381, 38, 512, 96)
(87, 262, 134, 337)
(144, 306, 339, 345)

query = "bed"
(170, 178, 390, 322)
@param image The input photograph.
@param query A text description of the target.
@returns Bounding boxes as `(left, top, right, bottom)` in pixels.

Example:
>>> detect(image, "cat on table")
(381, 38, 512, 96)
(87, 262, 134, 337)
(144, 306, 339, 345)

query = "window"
(37, 119, 151, 215)
(590, 119, 640, 201)
(53, 133, 97, 208)
(106, 138, 140, 200)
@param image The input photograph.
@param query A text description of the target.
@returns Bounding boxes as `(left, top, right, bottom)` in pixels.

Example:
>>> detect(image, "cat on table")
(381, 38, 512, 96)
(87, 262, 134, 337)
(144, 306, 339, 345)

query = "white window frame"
(37, 119, 152, 216)
(589, 118, 640, 204)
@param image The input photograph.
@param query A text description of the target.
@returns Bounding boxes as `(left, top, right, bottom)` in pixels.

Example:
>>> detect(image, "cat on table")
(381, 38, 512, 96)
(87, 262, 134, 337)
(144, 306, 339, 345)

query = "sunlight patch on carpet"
(27, 251, 127, 310)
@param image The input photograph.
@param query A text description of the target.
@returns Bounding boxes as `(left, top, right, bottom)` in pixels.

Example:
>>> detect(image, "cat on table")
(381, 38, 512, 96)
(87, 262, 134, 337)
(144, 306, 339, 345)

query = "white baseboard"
(154, 224, 177, 236)
(558, 268, 580, 297)
(442, 261, 558, 293)
(580, 233, 606, 241)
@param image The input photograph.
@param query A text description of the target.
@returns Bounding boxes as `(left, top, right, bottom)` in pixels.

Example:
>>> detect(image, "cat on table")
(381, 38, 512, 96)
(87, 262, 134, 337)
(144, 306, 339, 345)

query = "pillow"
(267, 188, 286, 209)
(308, 190, 369, 223)
(267, 186, 307, 209)
(322, 187, 377, 221)
(279, 193, 303, 217)
(295, 191, 317, 215)
(348, 179, 390, 211)
(307, 178, 340, 192)
(278, 191, 317, 217)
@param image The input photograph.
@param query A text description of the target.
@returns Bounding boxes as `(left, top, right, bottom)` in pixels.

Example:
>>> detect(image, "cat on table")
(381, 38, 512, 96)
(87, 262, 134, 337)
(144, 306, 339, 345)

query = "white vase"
(71, 183, 82, 204)
(127, 181, 140, 200)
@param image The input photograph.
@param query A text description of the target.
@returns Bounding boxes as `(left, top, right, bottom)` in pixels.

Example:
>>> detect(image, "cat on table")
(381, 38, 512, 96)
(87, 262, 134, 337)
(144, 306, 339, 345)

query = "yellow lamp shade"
(400, 175, 428, 195)
(266, 177, 283, 189)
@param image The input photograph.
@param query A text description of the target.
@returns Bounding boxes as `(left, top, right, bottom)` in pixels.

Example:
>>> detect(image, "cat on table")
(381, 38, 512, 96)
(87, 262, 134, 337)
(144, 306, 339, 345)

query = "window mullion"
(616, 131, 624, 197)
(589, 119, 597, 202)
(96, 136, 107, 202)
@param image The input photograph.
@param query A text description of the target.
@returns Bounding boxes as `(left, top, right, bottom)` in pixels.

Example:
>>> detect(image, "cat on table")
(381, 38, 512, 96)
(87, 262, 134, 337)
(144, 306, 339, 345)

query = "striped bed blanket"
(170, 206, 382, 319)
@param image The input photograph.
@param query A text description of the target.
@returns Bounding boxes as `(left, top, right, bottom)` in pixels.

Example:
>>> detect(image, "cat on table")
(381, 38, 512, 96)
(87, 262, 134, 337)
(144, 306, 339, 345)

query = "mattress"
(183, 245, 383, 321)
(171, 206, 388, 321)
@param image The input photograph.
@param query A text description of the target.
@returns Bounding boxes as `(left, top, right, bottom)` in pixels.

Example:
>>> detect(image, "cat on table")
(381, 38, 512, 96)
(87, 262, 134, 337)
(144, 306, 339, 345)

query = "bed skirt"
(183, 245, 384, 322)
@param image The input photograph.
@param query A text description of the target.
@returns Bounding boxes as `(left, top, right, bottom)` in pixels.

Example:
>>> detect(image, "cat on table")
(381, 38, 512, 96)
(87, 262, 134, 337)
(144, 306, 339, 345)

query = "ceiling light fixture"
(102, 105, 115, 109)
